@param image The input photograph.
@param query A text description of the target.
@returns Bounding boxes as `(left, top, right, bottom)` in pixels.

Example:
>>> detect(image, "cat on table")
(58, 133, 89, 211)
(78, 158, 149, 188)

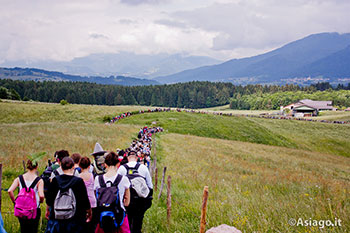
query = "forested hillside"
(0, 67, 159, 86)
(230, 90, 350, 110)
(1, 79, 349, 109)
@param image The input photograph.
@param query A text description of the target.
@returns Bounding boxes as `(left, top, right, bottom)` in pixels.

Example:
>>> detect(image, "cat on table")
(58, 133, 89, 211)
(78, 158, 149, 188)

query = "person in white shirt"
(8, 159, 44, 233)
(117, 152, 153, 190)
(49, 150, 80, 180)
(117, 151, 153, 233)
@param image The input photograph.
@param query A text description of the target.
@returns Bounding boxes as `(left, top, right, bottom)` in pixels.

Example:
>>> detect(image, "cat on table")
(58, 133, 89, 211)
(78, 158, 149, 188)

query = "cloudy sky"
(0, 0, 350, 63)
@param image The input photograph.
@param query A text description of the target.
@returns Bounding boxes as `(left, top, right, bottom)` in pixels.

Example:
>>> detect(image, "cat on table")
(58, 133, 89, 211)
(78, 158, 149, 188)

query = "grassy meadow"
(119, 111, 350, 157)
(0, 100, 152, 123)
(0, 101, 350, 232)
(199, 104, 276, 115)
(144, 133, 350, 232)
(310, 110, 350, 122)
(200, 104, 350, 121)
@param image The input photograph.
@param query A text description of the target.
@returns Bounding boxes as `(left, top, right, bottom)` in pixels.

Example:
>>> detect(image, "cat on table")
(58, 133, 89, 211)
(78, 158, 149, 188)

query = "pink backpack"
(14, 175, 40, 219)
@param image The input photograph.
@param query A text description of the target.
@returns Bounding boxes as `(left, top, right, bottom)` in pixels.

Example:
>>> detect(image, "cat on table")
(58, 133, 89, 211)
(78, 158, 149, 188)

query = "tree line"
(230, 89, 350, 110)
(0, 79, 349, 109)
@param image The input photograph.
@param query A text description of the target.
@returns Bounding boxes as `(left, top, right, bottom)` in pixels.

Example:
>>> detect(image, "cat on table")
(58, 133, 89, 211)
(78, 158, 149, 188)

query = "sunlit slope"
(0, 101, 150, 123)
(144, 133, 350, 232)
(120, 111, 350, 157)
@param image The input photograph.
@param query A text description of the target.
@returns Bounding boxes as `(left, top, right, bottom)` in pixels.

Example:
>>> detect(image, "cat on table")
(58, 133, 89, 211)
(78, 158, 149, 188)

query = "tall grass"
(145, 133, 350, 232)
(0, 101, 151, 123)
(1, 101, 349, 232)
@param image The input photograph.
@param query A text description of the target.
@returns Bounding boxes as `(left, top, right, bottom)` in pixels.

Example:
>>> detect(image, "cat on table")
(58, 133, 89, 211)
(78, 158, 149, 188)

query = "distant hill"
(292, 45, 350, 78)
(155, 32, 350, 85)
(0, 52, 221, 78)
(0, 67, 159, 86)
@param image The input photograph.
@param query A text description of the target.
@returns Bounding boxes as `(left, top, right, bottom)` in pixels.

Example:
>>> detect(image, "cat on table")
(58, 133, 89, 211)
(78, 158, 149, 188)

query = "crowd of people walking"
(7, 126, 163, 233)
(109, 107, 350, 125)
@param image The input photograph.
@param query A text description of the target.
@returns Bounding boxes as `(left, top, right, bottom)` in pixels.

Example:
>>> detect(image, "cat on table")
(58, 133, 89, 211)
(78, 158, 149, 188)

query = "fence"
(150, 135, 210, 232)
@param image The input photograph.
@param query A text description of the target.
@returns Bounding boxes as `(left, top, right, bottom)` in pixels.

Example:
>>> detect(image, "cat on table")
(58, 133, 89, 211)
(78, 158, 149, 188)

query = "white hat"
(91, 142, 106, 156)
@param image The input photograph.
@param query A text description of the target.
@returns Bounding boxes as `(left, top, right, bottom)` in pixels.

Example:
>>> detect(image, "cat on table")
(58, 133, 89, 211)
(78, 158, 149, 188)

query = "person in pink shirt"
(79, 157, 97, 233)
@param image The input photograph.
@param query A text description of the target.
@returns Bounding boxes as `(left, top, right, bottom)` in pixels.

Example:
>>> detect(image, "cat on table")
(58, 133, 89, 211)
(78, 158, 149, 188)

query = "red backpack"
(14, 175, 40, 219)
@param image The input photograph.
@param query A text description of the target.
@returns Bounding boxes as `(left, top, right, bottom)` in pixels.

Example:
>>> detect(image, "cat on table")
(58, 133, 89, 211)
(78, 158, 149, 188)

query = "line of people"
(110, 107, 350, 125)
(109, 108, 171, 124)
(8, 126, 163, 233)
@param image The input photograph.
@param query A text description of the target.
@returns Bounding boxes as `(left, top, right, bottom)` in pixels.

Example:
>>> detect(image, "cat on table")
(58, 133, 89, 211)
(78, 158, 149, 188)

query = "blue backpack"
(96, 175, 125, 231)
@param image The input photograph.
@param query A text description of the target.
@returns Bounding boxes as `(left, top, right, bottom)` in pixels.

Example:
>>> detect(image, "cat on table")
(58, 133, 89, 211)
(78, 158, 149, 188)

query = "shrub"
(9, 88, 21, 100)
(102, 115, 112, 122)
(60, 99, 69, 105)
(23, 96, 30, 101)
(0, 86, 8, 99)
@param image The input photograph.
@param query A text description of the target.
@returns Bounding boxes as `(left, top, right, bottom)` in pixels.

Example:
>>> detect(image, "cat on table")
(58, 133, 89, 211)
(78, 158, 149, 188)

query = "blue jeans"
(45, 219, 84, 233)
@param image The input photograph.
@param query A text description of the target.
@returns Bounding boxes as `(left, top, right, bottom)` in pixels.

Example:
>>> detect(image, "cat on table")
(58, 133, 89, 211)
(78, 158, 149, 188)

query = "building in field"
(281, 99, 335, 117)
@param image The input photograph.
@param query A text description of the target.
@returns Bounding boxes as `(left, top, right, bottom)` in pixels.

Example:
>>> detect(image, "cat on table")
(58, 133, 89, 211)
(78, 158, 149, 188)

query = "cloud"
(120, 0, 169, 6)
(168, 0, 350, 57)
(0, 0, 349, 63)
(119, 18, 138, 25)
(89, 33, 109, 40)
(154, 19, 188, 29)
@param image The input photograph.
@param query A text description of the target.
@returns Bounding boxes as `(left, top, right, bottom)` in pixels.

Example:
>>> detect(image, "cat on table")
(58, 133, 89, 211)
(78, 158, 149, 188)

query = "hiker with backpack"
(45, 157, 92, 233)
(8, 159, 44, 233)
(71, 153, 82, 173)
(79, 156, 98, 233)
(41, 150, 79, 184)
(117, 151, 153, 233)
(49, 150, 80, 180)
(94, 152, 131, 233)
(91, 143, 108, 176)
(43, 150, 80, 221)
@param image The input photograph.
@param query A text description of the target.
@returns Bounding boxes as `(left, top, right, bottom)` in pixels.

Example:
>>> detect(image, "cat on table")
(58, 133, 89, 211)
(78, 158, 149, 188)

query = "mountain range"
(0, 52, 221, 78)
(154, 32, 350, 85)
(0, 67, 159, 86)
(1, 32, 350, 86)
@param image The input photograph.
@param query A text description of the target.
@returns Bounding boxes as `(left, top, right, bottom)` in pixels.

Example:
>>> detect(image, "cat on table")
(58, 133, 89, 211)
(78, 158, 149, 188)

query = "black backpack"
(96, 175, 125, 231)
(40, 161, 59, 198)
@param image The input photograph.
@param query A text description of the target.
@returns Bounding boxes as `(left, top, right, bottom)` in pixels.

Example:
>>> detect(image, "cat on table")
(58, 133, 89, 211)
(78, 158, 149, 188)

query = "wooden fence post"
(154, 167, 158, 192)
(150, 136, 157, 177)
(152, 137, 157, 176)
(153, 152, 157, 176)
(0, 163, 2, 212)
(200, 186, 209, 233)
(158, 167, 167, 199)
(153, 136, 156, 158)
(167, 175, 171, 224)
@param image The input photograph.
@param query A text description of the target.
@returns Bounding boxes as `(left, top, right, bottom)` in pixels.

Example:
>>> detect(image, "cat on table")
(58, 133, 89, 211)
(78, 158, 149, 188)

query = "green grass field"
(0, 101, 349, 232)
(0, 100, 152, 123)
(311, 111, 350, 122)
(119, 111, 350, 157)
(199, 104, 277, 115)
(200, 104, 350, 121)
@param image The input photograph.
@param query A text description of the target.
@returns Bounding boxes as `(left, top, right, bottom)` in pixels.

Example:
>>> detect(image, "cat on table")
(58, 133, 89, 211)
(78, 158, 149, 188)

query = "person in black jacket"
(45, 157, 92, 233)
